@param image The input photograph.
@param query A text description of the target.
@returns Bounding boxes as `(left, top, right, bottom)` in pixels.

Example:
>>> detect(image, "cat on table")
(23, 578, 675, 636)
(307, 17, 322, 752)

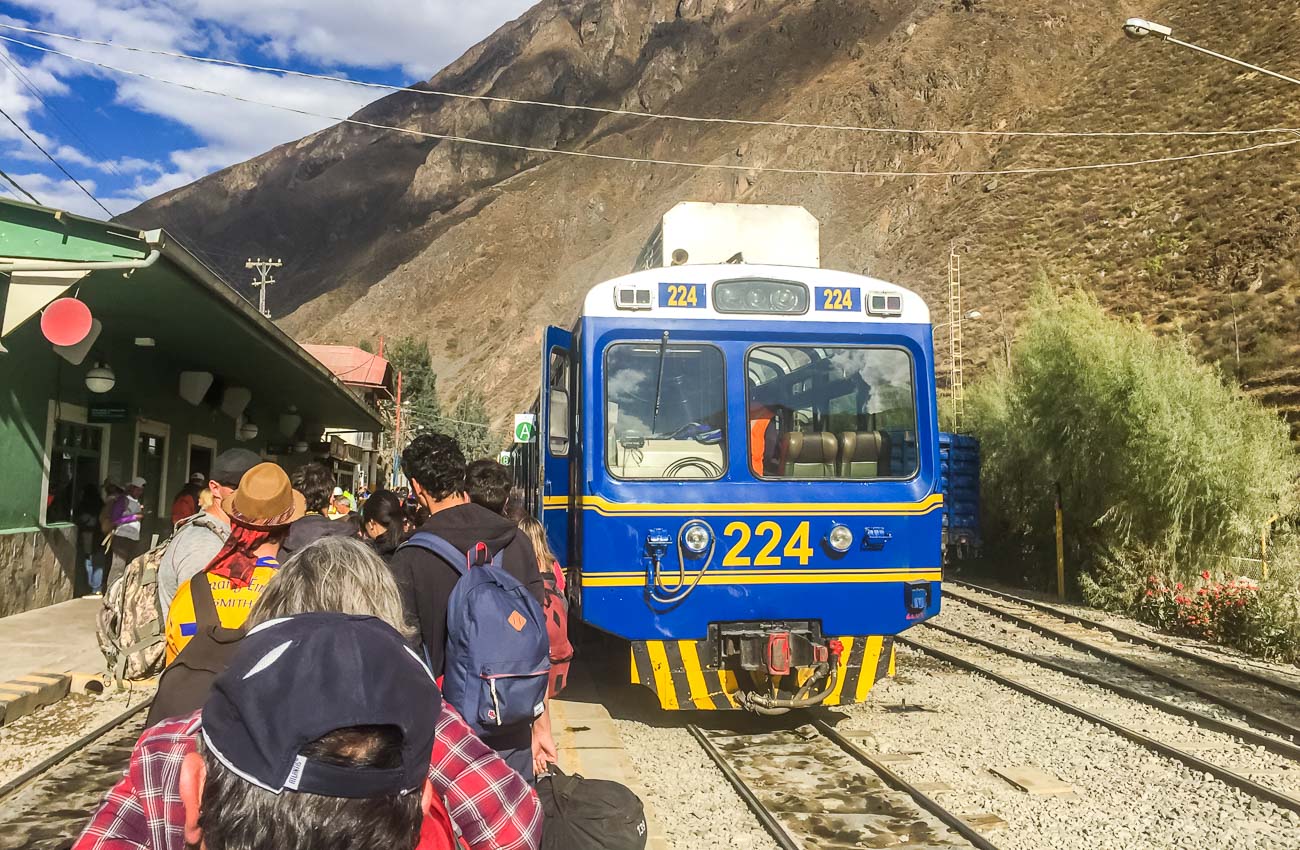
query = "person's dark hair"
(465, 459, 512, 515)
(400, 434, 465, 501)
(361, 490, 405, 553)
(197, 725, 421, 850)
(291, 463, 336, 513)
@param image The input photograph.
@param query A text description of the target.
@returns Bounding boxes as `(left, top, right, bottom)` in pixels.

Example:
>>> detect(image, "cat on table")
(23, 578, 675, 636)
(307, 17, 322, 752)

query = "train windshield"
(747, 346, 918, 480)
(605, 342, 727, 479)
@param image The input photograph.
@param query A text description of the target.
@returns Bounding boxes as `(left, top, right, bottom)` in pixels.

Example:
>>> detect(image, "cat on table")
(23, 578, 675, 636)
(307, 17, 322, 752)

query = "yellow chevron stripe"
(629, 647, 640, 684)
(678, 641, 716, 709)
(825, 637, 854, 705)
(573, 493, 944, 518)
(581, 570, 941, 587)
(644, 641, 679, 710)
(857, 636, 884, 702)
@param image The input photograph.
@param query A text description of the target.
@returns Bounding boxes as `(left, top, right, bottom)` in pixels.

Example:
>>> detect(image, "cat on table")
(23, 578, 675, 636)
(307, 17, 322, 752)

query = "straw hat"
(226, 463, 306, 528)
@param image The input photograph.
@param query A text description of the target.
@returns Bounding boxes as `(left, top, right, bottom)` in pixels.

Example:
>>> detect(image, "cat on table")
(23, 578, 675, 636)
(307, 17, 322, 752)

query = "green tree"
(969, 286, 1298, 584)
(442, 390, 496, 461)
(384, 336, 441, 451)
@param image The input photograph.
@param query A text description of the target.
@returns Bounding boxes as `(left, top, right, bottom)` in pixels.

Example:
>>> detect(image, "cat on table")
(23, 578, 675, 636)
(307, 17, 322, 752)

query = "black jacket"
(388, 502, 545, 677)
(281, 512, 359, 556)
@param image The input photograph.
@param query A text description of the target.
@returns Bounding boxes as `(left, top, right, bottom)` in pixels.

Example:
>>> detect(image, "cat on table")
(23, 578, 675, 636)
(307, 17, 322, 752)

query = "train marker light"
(866, 292, 904, 317)
(827, 524, 854, 552)
(681, 521, 713, 555)
(614, 284, 653, 310)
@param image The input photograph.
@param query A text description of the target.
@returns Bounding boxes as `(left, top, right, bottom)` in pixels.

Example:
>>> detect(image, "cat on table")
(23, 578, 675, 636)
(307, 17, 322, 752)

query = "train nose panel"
(630, 634, 896, 711)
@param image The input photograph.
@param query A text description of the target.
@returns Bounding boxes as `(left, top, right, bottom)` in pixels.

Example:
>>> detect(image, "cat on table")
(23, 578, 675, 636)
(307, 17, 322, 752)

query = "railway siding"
(944, 584, 1300, 737)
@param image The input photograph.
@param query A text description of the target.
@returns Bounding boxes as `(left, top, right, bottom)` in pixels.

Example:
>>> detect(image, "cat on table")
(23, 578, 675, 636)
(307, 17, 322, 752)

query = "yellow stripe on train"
(582, 569, 942, 587)
(543, 493, 943, 517)
(630, 637, 896, 710)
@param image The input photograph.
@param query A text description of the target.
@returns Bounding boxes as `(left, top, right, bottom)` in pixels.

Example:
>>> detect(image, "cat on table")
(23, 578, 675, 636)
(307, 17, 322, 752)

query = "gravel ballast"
(844, 647, 1300, 850)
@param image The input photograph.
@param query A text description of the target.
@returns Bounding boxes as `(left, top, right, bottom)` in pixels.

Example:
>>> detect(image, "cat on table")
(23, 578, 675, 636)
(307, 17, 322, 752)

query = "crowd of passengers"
(76, 433, 569, 850)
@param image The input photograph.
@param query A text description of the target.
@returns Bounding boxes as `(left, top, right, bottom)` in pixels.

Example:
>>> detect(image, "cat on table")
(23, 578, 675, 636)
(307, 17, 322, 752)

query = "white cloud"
(0, 0, 538, 209)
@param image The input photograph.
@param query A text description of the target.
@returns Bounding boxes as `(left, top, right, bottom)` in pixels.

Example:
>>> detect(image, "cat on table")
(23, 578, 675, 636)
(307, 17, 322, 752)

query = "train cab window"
(605, 342, 726, 479)
(548, 347, 570, 456)
(747, 346, 918, 480)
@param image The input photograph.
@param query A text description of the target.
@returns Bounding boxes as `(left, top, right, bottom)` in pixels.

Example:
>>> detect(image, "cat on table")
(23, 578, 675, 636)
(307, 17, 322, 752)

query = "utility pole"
(245, 258, 282, 319)
(948, 246, 966, 430)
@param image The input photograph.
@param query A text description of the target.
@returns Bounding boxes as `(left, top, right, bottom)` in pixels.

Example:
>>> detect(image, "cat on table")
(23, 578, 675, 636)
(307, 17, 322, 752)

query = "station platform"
(551, 669, 669, 850)
(0, 598, 105, 684)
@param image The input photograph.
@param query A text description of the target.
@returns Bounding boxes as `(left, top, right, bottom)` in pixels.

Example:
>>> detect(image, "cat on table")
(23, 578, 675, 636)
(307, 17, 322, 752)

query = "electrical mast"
(245, 258, 282, 319)
(948, 247, 965, 430)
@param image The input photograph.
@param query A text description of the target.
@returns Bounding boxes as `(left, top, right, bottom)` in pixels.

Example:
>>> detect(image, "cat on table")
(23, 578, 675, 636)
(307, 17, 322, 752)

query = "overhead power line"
(0, 165, 41, 204)
(2, 21, 1297, 140)
(4, 33, 1299, 181)
(0, 102, 112, 216)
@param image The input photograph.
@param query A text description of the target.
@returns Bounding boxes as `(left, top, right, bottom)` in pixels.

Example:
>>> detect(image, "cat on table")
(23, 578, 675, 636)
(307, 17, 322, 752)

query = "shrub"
(968, 286, 1298, 577)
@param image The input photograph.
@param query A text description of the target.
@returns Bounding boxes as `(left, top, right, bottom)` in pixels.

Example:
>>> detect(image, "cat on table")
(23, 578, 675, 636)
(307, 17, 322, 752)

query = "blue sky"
(0, 0, 536, 217)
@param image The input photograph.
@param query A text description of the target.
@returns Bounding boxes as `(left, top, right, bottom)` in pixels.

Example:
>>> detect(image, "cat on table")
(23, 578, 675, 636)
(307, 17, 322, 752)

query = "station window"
(747, 346, 918, 480)
(605, 342, 727, 479)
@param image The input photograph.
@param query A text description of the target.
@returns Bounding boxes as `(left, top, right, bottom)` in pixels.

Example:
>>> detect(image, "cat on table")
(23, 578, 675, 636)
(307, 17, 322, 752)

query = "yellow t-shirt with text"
(164, 560, 279, 664)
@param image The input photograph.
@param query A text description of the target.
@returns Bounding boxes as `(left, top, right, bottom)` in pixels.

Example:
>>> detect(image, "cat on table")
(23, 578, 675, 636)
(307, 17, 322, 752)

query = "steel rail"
(686, 724, 800, 850)
(944, 585, 1300, 741)
(950, 580, 1300, 698)
(813, 720, 1003, 850)
(924, 621, 1300, 762)
(901, 636, 1300, 815)
(0, 697, 150, 804)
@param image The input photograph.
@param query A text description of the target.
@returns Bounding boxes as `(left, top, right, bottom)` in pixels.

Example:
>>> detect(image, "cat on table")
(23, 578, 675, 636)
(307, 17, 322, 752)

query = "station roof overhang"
(0, 198, 380, 433)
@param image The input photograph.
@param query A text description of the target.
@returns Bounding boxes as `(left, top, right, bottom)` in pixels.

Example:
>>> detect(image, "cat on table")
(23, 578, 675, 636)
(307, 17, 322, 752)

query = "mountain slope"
(122, 0, 1300, 434)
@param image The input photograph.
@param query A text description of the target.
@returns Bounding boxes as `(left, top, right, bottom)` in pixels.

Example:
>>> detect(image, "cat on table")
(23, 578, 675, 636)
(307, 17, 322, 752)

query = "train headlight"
(828, 524, 855, 553)
(681, 522, 712, 555)
(713, 279, 809, 314)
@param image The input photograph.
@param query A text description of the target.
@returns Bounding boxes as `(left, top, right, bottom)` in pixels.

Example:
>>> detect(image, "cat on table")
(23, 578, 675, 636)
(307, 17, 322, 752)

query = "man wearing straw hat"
(165, 463, 305, 664)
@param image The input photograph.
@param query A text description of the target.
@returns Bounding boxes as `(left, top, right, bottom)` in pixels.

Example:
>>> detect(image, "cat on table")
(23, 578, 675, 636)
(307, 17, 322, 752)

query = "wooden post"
(1263, 514, 1278, 581)
(1055, 482, 1065, 601)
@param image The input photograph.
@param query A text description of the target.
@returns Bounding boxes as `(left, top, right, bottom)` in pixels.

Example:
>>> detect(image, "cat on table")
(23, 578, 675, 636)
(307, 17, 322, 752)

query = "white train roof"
(581, 264, 931, 325)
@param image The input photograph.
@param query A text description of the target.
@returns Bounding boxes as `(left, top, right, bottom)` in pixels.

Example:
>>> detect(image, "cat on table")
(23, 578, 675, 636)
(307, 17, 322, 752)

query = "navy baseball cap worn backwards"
(201, 612, 440, 799)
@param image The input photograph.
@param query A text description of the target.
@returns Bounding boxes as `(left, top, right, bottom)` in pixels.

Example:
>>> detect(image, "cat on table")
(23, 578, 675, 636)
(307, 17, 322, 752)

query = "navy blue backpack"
(401, 532, 550, 737)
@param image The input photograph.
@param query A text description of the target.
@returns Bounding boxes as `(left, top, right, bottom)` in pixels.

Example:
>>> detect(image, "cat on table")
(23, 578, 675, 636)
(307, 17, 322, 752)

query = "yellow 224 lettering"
(822, 288, 854, 310)
(722, 521, 813, 567)
(666, 284, 699, 307)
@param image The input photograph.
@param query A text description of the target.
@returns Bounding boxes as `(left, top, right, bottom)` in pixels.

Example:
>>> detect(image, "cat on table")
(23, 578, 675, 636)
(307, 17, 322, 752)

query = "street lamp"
(1122, 17, 1300, 87)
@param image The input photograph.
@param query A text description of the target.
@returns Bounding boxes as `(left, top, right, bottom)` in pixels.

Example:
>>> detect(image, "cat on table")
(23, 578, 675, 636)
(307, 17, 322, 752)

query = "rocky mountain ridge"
(123, 0, 1300, 435)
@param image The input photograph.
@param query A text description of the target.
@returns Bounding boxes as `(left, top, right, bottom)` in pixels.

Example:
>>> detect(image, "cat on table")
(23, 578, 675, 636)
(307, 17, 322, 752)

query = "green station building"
(0, 198, 380, 616)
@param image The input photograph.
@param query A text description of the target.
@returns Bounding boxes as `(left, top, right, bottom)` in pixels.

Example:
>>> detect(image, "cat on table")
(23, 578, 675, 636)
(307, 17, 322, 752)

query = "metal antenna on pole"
(244, 258, 282, 318)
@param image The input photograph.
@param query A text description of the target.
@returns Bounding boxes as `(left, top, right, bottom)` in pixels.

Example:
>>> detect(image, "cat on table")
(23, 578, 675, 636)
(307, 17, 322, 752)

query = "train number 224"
(722, 521, 813, 567)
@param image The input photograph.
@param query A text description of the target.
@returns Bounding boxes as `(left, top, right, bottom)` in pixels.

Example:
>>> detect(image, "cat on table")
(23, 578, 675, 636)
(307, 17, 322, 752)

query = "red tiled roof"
(301, 344, 393, 394)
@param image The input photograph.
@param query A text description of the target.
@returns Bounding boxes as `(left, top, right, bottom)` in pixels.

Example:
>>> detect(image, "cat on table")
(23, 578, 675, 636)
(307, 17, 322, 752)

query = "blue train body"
(513, 211, 944, 711)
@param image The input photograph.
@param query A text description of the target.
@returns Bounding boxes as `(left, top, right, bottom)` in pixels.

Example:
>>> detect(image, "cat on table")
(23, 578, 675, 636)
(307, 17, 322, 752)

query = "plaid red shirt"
(74, 705, 542, 850)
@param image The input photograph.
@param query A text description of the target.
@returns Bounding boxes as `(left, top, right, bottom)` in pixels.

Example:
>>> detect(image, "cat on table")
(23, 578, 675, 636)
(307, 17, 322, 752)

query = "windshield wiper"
(650, 330, 669, 434)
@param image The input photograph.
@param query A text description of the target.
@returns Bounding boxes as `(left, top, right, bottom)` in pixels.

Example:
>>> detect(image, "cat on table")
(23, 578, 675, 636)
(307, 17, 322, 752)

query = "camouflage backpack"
(96, 540, 169, 684)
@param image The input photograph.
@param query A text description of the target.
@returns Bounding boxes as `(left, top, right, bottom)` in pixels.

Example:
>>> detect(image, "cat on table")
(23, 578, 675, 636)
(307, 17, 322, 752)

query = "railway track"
(688, 721, 1002, 850)
(902, 625, 1300, 815)
(945, 581, 1300, 741)
(0, 699, 148, 850)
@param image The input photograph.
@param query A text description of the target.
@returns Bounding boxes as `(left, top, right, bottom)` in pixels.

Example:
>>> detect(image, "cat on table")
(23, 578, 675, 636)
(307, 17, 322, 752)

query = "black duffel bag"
(537, 765, 648, 850)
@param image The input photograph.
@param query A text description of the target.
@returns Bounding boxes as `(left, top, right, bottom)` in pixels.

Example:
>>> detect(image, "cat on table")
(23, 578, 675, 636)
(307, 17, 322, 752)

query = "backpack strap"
(191, 571, 222, 630)
(399, 532, 471, 577)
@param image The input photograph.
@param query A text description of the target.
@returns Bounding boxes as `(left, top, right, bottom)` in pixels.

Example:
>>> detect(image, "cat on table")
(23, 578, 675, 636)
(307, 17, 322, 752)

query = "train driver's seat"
(778, 432, 838, 478)
(838, 431, 892, 478)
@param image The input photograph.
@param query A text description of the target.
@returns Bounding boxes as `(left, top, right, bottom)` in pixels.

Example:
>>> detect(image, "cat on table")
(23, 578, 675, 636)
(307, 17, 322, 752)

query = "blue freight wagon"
(939, 432, 981, 561)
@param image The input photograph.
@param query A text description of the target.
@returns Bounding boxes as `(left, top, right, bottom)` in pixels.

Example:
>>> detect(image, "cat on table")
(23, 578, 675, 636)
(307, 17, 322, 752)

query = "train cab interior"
(747, 345, 918, 480)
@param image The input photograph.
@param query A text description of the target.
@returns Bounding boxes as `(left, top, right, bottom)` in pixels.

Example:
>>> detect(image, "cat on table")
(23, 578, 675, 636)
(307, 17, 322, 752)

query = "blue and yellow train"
(514, 203, 943, 712)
